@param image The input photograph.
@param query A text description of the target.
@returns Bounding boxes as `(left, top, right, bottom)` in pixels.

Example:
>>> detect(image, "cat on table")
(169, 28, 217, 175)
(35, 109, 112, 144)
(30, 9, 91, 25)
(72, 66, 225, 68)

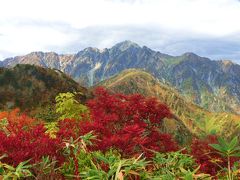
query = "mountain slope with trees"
(99, 69, 240, 139)
(0, 64, 88, 112)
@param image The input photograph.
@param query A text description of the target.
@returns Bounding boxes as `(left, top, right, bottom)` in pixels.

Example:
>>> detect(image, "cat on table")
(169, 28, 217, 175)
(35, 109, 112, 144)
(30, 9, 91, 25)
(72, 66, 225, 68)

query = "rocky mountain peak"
(182, 52, 199, 59)
(221, 60, 234, 66)
(84, 47, 100, 52)
(112, 40, 141, 51)
(28, 51, 44, 57)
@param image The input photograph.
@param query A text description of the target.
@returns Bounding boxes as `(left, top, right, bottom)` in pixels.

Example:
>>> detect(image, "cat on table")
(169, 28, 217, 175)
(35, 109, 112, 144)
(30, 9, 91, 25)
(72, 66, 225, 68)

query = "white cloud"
(0, 0, 240, 62)
(2, 0, 238, 35)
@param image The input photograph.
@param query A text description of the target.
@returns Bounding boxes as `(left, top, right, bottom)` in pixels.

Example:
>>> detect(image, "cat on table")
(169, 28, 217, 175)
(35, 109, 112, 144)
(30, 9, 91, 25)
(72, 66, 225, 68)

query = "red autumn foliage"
(191, 135, 226, 176)
(191, 135, 240, 177)
(79, 87, 178, 157)
(0, 109, 63, 166)
(0, 124, 62, 166)
(0, 88, 178, 167)
(0, 108, 36, 134)
(57, 118, 81, 140)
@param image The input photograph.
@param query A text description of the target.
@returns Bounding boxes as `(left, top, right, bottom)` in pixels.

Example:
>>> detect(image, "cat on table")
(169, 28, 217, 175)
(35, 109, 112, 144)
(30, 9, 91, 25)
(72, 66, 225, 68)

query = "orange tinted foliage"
(0, 108, 40, 134)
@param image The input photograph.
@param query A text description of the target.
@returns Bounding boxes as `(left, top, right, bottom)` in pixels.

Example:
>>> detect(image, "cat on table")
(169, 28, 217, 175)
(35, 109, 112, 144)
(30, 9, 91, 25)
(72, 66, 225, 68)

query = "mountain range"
(1, 40, 240, 114)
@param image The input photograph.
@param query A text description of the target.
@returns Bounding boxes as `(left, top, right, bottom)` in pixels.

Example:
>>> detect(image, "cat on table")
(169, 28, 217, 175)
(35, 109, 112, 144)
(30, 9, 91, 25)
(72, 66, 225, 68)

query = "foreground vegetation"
(0, 87, 240, 179)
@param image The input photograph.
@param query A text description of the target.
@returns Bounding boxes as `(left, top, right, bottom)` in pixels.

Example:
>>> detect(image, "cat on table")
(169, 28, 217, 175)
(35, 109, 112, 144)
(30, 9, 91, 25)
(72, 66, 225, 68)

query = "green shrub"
(55, 92, 89, 120)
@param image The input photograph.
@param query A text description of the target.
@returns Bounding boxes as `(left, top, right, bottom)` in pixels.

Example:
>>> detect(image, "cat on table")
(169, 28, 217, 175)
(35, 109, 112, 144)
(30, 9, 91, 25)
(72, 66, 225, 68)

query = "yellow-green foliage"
(55, 92, 89, 121)
(210, 136, 240, 180)
(0, 118, 9, 136)
(44, 122, 59, 138)
(44, 92, 89, 138)
(0, 156, 33, 179)
(194, 116, 224, 137)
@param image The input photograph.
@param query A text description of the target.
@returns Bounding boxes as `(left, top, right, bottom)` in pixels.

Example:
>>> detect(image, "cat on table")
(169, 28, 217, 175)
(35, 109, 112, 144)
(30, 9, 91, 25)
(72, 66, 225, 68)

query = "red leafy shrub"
(80, 87, 178, 157)
(0, 110, 63, 166)
(0, 88, 178, 168)
(191, 135, 240, 177)
(57, 118, 82, 140)
(191, 135, 227, 176)
(0, 124, 62, 166)
(0, 108, 36, 134)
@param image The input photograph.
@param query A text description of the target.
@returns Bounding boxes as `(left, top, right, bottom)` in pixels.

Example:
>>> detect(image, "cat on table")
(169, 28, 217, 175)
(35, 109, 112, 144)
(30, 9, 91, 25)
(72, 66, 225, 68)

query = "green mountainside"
(0, 64, 88, 112)
(99, 69, 240, 139)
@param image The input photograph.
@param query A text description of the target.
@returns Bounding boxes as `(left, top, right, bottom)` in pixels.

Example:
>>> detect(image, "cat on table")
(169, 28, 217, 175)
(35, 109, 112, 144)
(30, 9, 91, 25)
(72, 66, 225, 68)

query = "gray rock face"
(2, 41, 240, 113)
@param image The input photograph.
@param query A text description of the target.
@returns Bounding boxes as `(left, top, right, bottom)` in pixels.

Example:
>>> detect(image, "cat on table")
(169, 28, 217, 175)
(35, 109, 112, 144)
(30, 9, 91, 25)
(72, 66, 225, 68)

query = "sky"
(0, 0, 240, 63)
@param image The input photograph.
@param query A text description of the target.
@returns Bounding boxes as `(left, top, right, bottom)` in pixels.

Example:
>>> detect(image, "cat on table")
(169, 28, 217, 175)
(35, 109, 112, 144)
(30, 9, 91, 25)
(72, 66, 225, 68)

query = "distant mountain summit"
(112, 40, 141, 51)
(1, 40, 240, 114)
